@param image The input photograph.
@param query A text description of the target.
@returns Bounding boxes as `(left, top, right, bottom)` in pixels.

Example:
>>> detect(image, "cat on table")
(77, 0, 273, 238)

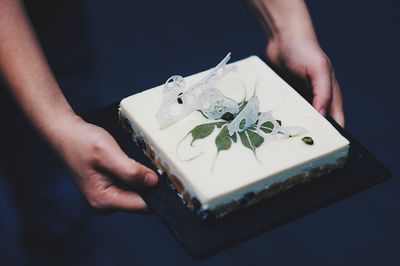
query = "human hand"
(50, 115, 158, 214)
(266, 33, 345, 127)
(0, 0, 158, 213)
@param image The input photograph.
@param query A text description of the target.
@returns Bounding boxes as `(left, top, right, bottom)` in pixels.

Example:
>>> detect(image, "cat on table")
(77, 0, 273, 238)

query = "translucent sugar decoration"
(227, 96, 260, 136)
(163, 75, 185, 95)
(156, 75, 198, 129)
(188, 52, 236, 92)
(255, 111, 280, 135)
(156, 53, 237, 129)
(198, 88, 239, 120)
(255, 111, 307, 138)
(278, 126, 307, 138)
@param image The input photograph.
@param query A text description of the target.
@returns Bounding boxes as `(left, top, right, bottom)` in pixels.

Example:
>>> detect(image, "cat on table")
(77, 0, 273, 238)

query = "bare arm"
(0, 0, 74, 135)
(248, 0, 345, 127)
(0, 0, 158, 213)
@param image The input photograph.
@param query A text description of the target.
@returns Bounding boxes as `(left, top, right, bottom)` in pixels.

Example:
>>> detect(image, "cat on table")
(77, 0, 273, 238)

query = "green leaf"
(214, 121, 226, 128)
(239, 130, 264, 151)
(190, 123, 216, 145)
(239, 119, 246, 130)
(259, 121, 274, 134)
(248, 130, 265, 148)
(189, 121, 227, 146)
(215, 125, 232, 152)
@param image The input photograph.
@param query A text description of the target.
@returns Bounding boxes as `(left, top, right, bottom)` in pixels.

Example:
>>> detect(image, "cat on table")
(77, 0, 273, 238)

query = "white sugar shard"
(156, 75, 197, 129)
(189, 52, 236, 92)
(255, 110, 307, 138)
(156, 53, 236, 129)
(255, 111, 280, 135)
(227, 97, 307, 138)
(198, 88, 239, 120)
(278, 126, 307, 138)
(227, 96, 259, 136)
(164, 75, 185, 95)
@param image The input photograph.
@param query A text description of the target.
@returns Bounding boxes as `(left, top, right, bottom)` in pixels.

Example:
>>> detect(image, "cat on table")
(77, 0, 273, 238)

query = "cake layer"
(119, 55, 349, 219)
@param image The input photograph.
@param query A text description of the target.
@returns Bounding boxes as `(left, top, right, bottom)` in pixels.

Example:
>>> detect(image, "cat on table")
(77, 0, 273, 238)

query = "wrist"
(270, 25, 318, 46)
(267, 26, 320, 62)
(39, 109, 82, 150)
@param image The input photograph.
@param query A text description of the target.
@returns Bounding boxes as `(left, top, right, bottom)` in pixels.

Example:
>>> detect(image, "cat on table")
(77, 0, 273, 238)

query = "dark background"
(1, 0, 399, 265)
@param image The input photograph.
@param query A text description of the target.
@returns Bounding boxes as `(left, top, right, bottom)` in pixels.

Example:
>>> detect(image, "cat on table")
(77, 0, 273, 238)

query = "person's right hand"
(50, 115, 158, 214)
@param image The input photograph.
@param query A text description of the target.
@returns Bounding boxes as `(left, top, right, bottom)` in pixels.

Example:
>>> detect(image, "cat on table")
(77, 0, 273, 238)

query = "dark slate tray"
(83, 102, 391, 260)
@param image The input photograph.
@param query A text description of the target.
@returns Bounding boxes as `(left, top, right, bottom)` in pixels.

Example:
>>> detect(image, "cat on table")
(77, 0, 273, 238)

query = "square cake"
(119, 54, 349, 220)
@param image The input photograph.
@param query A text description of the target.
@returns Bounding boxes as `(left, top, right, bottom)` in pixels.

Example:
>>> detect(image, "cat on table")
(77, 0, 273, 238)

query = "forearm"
(0, 1, 158, 212)
(247, 0, 344, 126)
(0, 0, 76, 147)
(247, 0, 318, 42)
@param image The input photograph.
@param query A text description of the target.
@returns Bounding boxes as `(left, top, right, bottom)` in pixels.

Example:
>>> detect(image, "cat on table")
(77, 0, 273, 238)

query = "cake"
(119, 54, 349, 220)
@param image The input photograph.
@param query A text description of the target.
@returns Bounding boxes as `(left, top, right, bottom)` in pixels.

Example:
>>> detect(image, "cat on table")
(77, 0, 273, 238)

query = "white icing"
(120, 55, 350, 214)
(157, 169, 164, 175)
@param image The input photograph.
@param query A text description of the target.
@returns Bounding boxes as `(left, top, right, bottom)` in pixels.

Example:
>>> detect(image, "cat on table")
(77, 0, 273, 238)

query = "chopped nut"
(302, 136, 314, 145)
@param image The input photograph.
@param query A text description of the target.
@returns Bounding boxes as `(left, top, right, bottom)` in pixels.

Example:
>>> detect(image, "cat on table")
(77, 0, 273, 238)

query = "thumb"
(121, 159, 158, 187)
(96, 138, 158, 187)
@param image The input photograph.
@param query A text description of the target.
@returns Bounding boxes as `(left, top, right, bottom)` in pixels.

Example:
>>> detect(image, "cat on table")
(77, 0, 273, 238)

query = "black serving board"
(83, 102, 391, 260)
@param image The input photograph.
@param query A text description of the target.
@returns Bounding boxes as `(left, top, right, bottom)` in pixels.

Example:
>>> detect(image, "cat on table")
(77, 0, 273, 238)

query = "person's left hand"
(266, 33, 345, 127)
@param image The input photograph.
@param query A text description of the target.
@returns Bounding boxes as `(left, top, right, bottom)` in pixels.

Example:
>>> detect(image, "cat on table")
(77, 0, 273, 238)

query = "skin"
(0, 0, 158, 213)
(0, 0, 344, 214)
(248, 0, 345, 127)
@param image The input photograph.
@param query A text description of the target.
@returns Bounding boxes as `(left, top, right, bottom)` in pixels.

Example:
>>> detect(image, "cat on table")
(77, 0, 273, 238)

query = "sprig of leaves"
(182, 96, 286, 169)
(189, 114, 275, 154)
(180, 92, 311, 170)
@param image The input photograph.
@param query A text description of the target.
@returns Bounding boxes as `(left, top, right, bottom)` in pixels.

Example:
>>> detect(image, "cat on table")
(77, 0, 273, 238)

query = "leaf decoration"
(239, 119, 246, 130)
(214, 121, 226, 128)
(215, 125, 232, 152)
(183, 93, 286, 166)
(259, 121, 274, 134)
(238, 130, 264, 152)
(190, 122, 225, 145)
(188, 107, 272, 156)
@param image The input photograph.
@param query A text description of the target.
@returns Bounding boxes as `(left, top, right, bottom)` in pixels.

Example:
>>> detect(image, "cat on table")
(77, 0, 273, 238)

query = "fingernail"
(318, 108, 326, 116)
(144, 172, 158, 186)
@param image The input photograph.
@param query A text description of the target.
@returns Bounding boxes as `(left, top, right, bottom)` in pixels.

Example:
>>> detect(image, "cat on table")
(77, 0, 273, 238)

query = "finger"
(329, 73, 345, 127)
(96, 139, 158, 187)
(102, 185, 149, 213)
(116, 158, 158, 187)
(308, 59, 333, 116)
